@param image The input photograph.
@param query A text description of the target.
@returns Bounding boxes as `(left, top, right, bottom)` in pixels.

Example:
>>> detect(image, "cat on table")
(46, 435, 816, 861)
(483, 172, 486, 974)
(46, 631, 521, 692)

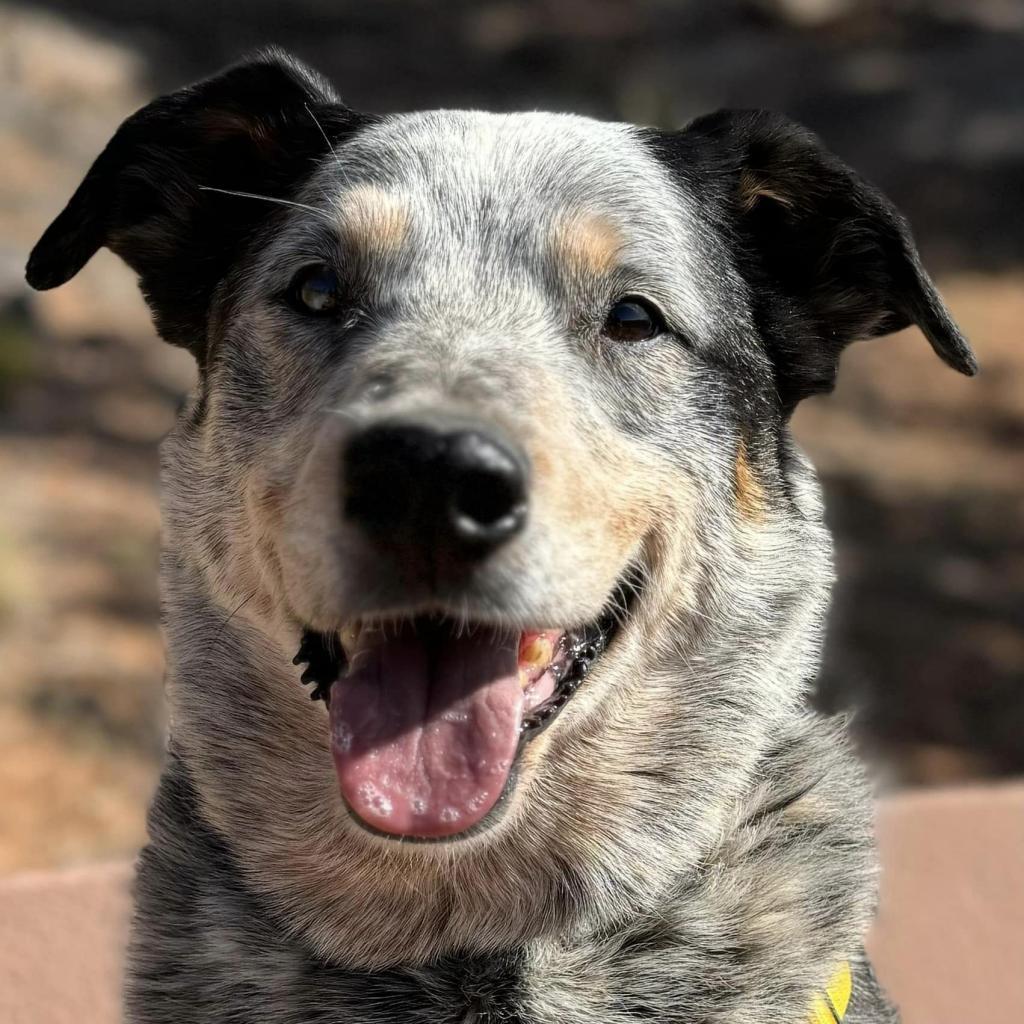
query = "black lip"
(292, 631, 345, 704)
(517, 572, 640, 741)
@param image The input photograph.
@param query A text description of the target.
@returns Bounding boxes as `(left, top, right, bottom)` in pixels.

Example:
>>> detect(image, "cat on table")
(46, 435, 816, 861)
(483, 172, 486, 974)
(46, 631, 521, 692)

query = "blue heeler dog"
(26, 49, 975, 1024)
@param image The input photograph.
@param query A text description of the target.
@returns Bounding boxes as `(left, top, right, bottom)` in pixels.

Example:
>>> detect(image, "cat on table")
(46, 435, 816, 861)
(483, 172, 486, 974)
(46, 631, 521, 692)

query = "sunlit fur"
(23, 52, 970, 1023)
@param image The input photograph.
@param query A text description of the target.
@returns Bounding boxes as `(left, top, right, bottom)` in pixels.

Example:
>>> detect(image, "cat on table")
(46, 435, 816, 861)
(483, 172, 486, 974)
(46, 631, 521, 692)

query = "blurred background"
(0, 0, 1021, 875)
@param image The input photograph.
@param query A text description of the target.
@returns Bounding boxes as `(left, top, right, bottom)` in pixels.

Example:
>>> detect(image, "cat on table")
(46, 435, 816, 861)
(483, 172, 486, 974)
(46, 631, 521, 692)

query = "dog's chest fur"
(127, 726, 896, 1024)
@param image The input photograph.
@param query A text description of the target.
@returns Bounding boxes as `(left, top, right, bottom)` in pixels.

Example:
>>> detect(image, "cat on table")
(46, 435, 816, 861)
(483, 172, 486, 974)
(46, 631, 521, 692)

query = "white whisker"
(197, 185, 325, 216)
(305, 103, 342, 169)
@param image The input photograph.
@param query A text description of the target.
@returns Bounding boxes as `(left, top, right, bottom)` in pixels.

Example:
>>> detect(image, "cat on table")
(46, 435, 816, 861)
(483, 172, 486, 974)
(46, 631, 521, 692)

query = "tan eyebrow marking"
(339, 184, 411, 256)
(551, 211, 624, 278)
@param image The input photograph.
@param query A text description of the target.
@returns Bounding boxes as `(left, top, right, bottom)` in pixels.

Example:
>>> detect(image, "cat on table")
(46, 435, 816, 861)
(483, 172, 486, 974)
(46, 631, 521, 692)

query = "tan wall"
(1, 784, 1021, 1024)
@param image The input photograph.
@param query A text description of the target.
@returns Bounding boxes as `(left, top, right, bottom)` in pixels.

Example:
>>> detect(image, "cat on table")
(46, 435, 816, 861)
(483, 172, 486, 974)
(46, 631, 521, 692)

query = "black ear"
(651, 110, 976, 407)
(25, 49, 371, 362)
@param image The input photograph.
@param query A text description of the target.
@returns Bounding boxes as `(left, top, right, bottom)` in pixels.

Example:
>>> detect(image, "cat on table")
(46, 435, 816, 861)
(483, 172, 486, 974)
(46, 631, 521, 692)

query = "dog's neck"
(129, 712, 881, 1022)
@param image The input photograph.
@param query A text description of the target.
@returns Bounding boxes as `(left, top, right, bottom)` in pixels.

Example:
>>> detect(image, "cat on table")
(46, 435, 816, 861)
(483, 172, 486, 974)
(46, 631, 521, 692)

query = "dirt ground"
(0, 1, 1021, 874)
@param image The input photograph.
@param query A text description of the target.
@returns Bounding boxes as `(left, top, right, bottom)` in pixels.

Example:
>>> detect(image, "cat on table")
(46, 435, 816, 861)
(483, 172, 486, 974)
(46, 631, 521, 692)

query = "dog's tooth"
(339, 621, 362, 659)
(519, 634, 554, 671)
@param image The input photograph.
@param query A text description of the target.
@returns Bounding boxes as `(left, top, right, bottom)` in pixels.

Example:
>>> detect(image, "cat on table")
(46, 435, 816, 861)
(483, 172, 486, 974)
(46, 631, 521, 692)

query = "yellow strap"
(808, 994, 836, 1024)
(826, 962, 852, 1018)
(807, 962, 852, 1023)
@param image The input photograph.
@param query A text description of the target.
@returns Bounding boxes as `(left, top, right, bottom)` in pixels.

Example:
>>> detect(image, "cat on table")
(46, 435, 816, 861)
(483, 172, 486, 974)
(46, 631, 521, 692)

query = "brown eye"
(603, 296, 664, 342)
(289, 264, 340, 315)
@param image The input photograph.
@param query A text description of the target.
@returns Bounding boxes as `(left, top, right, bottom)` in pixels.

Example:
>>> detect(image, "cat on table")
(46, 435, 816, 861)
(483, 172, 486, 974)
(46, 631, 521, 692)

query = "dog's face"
(28, 52, 974, 965)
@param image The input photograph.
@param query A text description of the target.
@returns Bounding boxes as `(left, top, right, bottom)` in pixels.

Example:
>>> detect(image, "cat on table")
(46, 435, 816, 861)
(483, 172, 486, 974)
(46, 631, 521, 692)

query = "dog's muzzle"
(291, 415, 639, 842)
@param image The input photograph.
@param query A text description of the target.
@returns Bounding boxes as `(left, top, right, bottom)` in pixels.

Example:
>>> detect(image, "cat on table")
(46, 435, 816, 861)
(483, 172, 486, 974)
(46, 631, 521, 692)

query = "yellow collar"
(808, 962, 852, 1023)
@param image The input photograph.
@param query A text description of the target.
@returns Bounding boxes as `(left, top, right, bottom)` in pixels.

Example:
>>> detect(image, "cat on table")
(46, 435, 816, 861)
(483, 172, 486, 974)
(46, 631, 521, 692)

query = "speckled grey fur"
(27, 49, 973, 1024)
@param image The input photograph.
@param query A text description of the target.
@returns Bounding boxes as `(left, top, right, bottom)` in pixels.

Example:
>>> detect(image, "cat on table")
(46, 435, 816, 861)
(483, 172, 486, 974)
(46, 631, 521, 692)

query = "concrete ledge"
(0, 861, 132, 1024)
(869, 782, 1024, 1023)
(1, 784, 1021, 1023)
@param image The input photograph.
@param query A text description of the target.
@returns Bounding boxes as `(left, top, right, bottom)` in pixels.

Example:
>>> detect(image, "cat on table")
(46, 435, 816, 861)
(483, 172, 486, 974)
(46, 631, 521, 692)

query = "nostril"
(343, 424, 439, 529)
(452, 470, 519, 526)
(446, 431, 527, 543)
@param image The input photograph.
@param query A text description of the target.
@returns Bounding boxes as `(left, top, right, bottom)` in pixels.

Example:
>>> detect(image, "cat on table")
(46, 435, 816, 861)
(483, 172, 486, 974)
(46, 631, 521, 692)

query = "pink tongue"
(330, 624, 524, 838)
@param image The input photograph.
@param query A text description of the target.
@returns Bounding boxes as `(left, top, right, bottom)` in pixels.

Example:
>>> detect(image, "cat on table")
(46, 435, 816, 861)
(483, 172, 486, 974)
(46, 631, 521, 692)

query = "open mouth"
(293, 577, 637, 841)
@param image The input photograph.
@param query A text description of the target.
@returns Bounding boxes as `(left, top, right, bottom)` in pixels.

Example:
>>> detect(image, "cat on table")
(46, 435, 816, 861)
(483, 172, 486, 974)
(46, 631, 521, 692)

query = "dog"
(26, 49, 975, 1023)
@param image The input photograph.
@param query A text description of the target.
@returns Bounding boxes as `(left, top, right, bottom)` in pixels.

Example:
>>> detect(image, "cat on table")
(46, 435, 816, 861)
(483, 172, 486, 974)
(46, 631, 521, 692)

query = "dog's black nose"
(343, 422, 528, 557)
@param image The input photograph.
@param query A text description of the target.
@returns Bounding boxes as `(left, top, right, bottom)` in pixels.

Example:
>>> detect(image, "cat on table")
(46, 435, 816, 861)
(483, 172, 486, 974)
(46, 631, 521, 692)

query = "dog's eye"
(602, 297, 664, 342)
(289, 264, 340, 315)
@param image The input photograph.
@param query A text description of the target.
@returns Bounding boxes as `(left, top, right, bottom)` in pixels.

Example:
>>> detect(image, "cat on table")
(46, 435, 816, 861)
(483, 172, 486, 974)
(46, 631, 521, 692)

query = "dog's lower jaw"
(124, 716, 897, 1024)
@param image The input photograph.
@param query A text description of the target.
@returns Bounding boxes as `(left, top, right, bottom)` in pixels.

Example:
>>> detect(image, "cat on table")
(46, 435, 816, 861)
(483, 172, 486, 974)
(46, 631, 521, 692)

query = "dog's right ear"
(26, 49, 371, 362)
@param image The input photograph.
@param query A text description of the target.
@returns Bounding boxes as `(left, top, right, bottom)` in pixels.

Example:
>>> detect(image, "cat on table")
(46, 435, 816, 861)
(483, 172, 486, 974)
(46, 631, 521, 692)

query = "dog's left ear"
(654, 109, 976, 407)
(26, 49, 371, 363)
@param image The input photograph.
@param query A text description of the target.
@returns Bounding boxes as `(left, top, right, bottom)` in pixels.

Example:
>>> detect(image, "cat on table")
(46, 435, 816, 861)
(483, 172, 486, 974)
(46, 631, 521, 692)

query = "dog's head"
(28, 51, 973, 965)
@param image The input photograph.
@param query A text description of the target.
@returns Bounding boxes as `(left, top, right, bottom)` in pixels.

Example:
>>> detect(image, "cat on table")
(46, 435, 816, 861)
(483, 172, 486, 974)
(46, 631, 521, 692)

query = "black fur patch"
(641, 111, 977, 411)
(25, 49, 375, 367)
(293, 629, 345, 703)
